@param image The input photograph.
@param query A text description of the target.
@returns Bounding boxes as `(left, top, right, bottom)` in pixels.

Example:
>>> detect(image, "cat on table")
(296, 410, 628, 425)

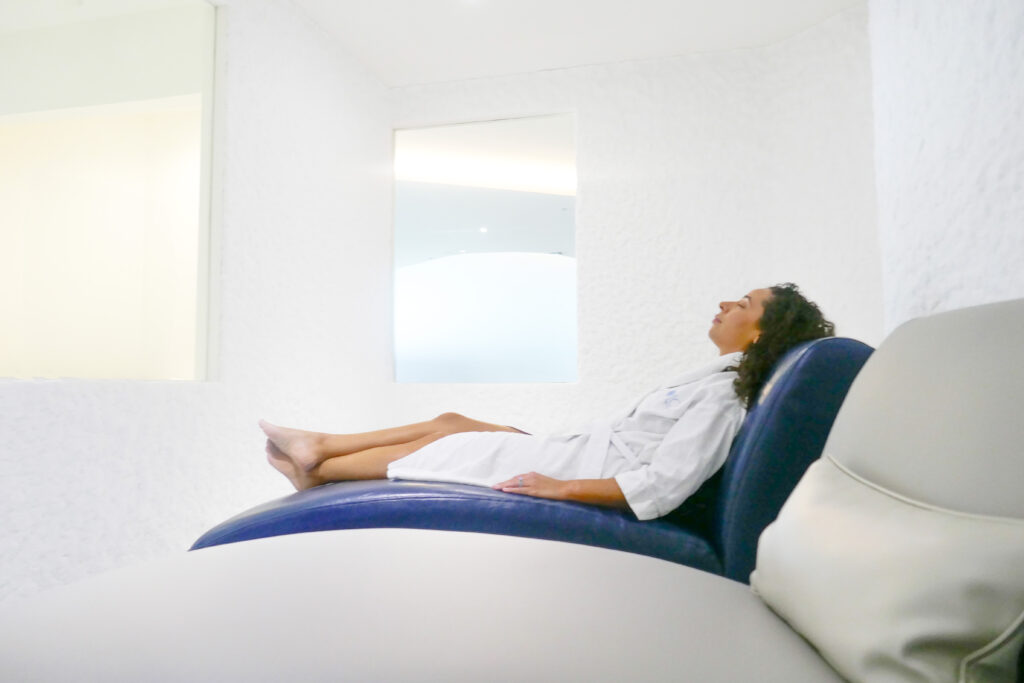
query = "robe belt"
(576, 423, 640, 480)
(608, 432, 641, 467)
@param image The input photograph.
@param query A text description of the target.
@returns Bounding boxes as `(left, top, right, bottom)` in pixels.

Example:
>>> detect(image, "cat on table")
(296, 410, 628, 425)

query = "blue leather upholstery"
(192, 479, 723, 573)
(712, 337, 874, 582)
(192, 337, 872, 582)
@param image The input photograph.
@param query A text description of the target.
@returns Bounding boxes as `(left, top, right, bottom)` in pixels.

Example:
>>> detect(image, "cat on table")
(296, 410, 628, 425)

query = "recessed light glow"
(395, 150, 576, 196)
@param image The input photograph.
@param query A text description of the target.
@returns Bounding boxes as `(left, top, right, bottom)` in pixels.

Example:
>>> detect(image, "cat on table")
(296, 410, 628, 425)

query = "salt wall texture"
(0, 0, 393, 602)
(0, 2, 881, 602)
(870, 0, 1024, 330)
(390, 5, 881, 433)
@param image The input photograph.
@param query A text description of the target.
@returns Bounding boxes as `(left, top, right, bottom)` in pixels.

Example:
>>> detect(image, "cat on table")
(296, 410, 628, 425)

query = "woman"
(261, 283, 834, 521)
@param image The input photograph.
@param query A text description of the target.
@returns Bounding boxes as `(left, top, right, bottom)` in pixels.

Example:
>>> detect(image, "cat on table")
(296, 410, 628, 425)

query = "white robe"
(386, 352, 747, 521)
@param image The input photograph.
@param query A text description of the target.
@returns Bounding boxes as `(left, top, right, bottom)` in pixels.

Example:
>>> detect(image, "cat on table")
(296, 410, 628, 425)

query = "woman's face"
(708, 288, 773, 354)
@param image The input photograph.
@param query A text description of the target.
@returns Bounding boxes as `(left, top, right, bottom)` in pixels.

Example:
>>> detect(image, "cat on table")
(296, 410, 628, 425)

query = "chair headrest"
(713, 336, 873, 582)
(823, 298, 1024, 519)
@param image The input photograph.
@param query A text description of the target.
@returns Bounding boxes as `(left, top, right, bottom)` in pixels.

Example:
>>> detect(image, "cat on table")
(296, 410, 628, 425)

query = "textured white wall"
(0, 0, 392, 602)
(390, 5, 881, 434)
(760, 10, 881, 343)
(0, 2, 881, 602)
(870, 0, 1024, 330)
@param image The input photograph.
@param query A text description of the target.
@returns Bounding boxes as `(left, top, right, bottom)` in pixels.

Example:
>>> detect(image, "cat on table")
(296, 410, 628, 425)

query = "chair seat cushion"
(191, 479, 723, 574)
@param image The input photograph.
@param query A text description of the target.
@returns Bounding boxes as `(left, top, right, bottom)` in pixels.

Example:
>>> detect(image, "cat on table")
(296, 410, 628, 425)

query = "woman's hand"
(492, 474, 630, 510)
(492, 472, 568, 500)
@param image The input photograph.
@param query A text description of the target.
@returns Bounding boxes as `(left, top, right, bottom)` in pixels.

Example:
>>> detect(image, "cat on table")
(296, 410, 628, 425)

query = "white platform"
(0, 528, 839, 681)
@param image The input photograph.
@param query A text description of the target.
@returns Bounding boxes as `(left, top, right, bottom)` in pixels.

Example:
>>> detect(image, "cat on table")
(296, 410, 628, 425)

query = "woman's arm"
(492, 473, 628, 509)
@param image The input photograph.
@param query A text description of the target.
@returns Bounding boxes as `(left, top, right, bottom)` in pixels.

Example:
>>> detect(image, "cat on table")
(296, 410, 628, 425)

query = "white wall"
(0, 2, 881, 602)
(870, 0, 1024, 330)
(0, 0, 392, 602)
(760, 10, 881, 342)
(390, 5, 881, 433)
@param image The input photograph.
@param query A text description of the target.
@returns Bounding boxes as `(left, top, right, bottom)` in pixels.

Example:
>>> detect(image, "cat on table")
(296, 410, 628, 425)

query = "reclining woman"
(261, 283, 834, 521)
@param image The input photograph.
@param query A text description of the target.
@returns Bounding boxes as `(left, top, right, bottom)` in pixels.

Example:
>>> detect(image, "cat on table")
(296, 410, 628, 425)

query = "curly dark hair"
(731, 283, 835, 408)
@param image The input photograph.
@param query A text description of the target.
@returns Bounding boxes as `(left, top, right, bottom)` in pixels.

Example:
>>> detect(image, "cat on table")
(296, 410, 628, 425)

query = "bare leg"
(260, 413, 518, 473)
(268, 432, 453, 492)
(311, 432, 452, 485)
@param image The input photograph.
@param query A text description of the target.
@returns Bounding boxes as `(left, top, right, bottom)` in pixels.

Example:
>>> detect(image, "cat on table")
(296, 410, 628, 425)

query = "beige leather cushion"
(751, 457, 1024, 683)
(822, 301, 1024, 520)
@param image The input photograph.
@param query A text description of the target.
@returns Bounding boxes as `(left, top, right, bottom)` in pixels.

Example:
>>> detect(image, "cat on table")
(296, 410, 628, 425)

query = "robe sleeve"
(613, 375, 746, 521)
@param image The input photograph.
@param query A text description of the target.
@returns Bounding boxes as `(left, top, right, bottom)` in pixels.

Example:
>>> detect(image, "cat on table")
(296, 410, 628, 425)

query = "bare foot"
(266, 440, 323, 491)
(259, 419, 326, 472)
(266, 442, 301, 490)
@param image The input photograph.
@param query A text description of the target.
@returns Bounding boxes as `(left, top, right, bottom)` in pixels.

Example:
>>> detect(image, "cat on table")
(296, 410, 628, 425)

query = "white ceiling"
(0, 0, 862, 85)
(291, 0, 863, 87)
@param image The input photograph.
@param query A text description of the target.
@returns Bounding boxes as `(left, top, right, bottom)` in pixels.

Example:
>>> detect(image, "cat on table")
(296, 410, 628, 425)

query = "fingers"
(492, 473, 556, 500)
(493, 473, 568, 502)
(492, 472, 534, 492)
(491, 473, 532, 489)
